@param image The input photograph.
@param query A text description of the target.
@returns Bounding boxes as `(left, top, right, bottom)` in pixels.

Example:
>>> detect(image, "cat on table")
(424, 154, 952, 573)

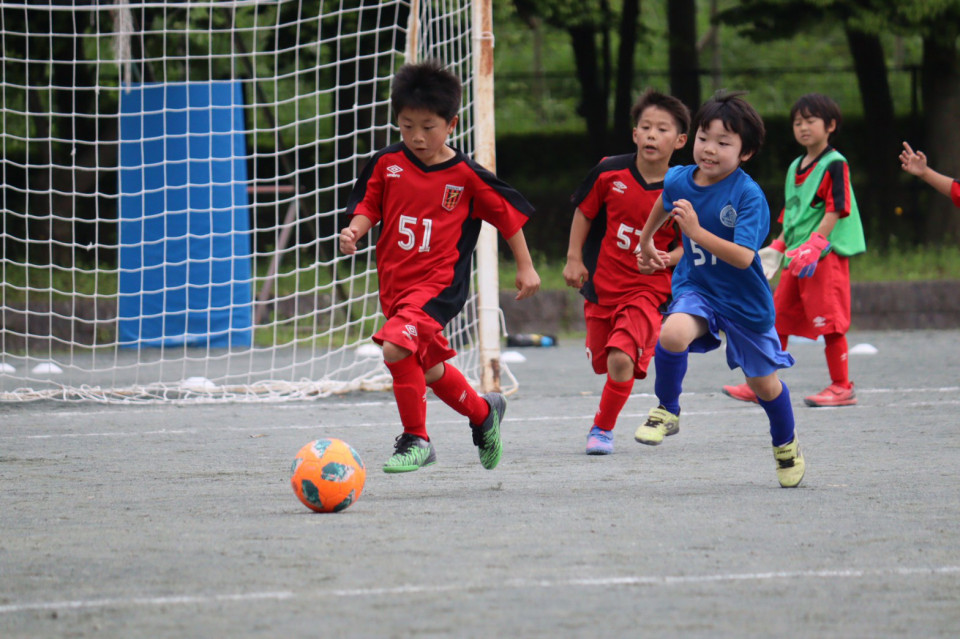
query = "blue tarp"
(118, 81, 252, 348)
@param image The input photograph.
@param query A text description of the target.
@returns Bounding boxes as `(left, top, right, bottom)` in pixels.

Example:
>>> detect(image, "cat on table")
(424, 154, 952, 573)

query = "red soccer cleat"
(804, 383, 857, 407)
(722, 383, 758, 404)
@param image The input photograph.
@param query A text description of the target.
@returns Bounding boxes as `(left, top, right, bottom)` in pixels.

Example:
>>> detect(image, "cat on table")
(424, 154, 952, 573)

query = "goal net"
(0, 0, 510, 403)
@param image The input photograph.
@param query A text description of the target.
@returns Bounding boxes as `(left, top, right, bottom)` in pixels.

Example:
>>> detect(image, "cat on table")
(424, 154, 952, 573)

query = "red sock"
(824, 333, 851, 387)
(427, 363, 490, 424)
(594, 376, 634, 430)
(779, 333, 789, 351)
(385, 356, 428, 440)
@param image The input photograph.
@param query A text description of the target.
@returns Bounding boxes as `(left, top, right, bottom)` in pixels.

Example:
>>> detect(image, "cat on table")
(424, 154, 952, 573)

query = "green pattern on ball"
(300, 479, 323, 509)
(350, 447, 364, 469)
(332, 490, 356, 513)
(311, 439, 331, 457)
(321, 461, 354, 482)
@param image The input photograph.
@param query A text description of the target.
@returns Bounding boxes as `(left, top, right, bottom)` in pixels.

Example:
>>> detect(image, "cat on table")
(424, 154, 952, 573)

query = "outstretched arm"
(900, 141, 956, 200)
(562, 209, 592, 288)
(504, 228, 541, 300)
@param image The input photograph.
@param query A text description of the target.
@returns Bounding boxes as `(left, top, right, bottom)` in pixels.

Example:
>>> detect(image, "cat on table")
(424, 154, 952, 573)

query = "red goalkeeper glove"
(785, 232, 830, 278)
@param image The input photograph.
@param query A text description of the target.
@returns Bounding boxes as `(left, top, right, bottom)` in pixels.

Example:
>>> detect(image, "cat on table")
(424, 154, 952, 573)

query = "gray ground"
(1, 329, 959, 638)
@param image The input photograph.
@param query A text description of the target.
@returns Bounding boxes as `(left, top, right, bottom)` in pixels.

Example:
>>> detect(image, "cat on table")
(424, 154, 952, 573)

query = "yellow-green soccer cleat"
(634, 407, 680, 446)
(471, 392, 506, 470)
(773, 436, 805, 488)
(383, 433, 437, 473)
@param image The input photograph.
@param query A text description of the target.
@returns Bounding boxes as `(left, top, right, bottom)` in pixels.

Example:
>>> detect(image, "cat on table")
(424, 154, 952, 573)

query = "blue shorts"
(666, 292, 795, 378)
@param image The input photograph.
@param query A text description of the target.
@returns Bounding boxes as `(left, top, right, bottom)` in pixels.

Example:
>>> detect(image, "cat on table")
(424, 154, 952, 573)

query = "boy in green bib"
(722, 93, 865, 407)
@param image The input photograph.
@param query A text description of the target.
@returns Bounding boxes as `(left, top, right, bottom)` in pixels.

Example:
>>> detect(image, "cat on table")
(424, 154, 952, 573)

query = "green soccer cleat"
(634, 406, 680, 446)
(773, 435, 805, 488)
(383, 433, 437, 473)
(471, 392, 506, 470)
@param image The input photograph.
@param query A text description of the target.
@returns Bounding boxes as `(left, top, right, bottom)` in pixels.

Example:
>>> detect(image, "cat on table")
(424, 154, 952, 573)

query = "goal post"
(0, 0, 510, 403)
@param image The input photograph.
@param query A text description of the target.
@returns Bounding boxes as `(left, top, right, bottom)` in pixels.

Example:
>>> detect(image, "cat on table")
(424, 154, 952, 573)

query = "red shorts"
(774, 251, 851, 339)
(583, 295, 664, 379)
(373, 305, 456, 370)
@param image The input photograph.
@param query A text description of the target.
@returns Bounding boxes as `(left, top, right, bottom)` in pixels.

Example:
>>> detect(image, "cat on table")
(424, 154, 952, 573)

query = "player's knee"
(606, 348, 635, 380)
(382, 340, 413, 363)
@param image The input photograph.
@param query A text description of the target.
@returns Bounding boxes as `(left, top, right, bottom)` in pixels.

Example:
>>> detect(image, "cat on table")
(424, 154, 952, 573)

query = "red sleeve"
(951, 180, 960, 208)
(472, 178, 528, 239)
(346, 157, 385, 225)
(576, 174, 605, 220)
(816, 160, 852, 218)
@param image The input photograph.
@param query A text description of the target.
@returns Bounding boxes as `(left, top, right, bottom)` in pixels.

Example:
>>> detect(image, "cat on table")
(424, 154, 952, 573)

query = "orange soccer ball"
(290, 438, 366, 513)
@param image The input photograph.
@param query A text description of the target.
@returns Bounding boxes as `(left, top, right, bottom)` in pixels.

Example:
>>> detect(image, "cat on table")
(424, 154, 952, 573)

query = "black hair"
(790, 93, 842, 143)
(692, 90, 765, 160)
(630, 88, 692, 135)
(390, 59, 462, 123)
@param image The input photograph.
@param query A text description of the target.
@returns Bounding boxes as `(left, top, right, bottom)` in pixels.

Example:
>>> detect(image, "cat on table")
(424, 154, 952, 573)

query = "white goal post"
(0, 0, 512, 403)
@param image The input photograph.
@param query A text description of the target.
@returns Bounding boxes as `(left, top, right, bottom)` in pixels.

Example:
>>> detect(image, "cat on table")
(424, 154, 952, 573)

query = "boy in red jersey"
(899, 141, 960, 208)
(339, 60, 540, 473)
(562, 89, 690, 454)
(722, 93, 865, 407)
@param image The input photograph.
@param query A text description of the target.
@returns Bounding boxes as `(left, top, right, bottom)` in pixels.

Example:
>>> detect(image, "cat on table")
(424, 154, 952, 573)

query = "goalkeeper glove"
(786, 232, 831, 278)
(758, 238, 786, 280)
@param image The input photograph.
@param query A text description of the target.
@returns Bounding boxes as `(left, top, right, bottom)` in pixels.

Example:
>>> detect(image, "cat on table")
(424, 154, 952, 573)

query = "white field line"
(1, 565, 958, 615)
(2, 386, 958, 440)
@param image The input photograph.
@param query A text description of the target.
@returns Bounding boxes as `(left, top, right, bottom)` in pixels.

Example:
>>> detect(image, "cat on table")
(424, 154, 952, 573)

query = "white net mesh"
(0, 0, 505, 403)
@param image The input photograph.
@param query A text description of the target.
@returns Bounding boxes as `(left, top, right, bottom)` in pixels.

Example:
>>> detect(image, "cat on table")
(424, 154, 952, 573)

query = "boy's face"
(792, 111, 835, 151)
(632, 106, 686, 166)
(692, 119, 752, 184)
(397, 107, 457, 166)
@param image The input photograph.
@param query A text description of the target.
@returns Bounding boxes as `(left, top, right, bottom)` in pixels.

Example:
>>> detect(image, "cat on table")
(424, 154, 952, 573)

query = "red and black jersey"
(570, 153, 679, 306)
(347, 143, 532, 326)
(778, 146, 853, 222)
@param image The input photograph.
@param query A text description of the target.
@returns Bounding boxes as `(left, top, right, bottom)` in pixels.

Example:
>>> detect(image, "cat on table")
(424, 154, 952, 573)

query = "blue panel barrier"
(118, 81, 252, 348)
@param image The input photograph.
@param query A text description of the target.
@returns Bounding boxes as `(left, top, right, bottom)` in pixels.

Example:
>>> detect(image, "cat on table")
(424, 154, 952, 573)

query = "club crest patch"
(720, 205, 738, 228)
(441, 184, 464, 211)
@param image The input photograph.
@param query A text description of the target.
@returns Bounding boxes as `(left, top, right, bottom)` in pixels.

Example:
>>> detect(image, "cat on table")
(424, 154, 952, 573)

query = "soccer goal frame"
(0, 0, 510, 403)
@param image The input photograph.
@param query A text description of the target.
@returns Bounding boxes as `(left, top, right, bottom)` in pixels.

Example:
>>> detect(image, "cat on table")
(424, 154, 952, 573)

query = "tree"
(716, 1, 903, 246)
(717, 0, 960, 246)
(511, 0, 644, 158)
(668, 0, 701, 114)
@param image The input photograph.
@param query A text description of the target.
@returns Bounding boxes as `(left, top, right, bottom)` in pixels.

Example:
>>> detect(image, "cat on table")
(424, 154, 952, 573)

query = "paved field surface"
(2, 329, 959, 638)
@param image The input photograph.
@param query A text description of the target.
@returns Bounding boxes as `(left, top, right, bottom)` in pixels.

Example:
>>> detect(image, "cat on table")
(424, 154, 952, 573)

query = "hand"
(339, 227, 361, 255)
(562, 258, 589, 289)
(637, 250, 670, 274)
(669, 199, 701, 238)
(758, 239, 786, 280)
(899, 141, 928, 177)
(636, 238, 666, 270)
(514, 264, 541, 300)
(785, 232, 830, 278)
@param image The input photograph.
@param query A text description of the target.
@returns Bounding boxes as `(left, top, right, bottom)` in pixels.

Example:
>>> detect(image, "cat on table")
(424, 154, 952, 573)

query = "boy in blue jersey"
(634, 91, 804, 488)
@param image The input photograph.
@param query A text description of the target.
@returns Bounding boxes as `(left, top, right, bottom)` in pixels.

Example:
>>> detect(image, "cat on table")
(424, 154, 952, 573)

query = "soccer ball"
(290, 438, 366, 513)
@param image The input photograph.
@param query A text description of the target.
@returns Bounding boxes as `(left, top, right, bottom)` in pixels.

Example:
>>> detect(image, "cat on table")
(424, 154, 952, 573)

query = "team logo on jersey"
(387, 165, 403, 178)
(720, 204, 738, 228)
(402, 324, 418, 340)
(612, 180, 628, 194)
(441, 184, 464, 211)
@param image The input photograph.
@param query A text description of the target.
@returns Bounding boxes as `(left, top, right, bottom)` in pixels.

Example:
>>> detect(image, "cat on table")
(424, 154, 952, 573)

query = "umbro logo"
(612, 180, 628, 194)
(386, 165, 403, 178)
(402, 324, 418, 340)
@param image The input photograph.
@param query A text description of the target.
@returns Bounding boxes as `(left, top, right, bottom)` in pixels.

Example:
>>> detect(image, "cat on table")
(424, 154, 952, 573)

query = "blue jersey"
(663, 165, 774, 333)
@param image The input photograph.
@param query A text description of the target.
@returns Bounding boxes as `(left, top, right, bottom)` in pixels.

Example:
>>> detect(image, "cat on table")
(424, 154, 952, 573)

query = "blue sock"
(758, 382, 796, 447)
(653, 342, 687, 416)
